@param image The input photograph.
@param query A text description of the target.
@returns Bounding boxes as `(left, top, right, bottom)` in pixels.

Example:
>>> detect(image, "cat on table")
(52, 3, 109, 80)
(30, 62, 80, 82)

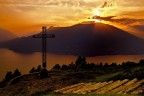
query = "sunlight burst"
(94, 19, 101, 22)
(93, 8, 101, 23)
(94, 9, 100, 16)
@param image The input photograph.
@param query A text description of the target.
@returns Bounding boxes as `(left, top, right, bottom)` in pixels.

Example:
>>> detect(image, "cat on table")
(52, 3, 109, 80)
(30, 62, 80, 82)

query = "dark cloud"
(101, 2, 113, 8)
(92, 15, 144, 25)
(132, 25, 144, 31)
(92, 16, 115, 21)
(101, 2, 107, 8)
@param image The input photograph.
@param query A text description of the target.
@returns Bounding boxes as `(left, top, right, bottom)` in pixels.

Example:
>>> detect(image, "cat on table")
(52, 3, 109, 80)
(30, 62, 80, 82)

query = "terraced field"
(55, 78, 144, 95)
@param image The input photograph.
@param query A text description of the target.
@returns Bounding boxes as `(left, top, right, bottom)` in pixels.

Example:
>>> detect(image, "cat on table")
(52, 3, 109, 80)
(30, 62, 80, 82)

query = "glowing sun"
(93, 8, 101, 23)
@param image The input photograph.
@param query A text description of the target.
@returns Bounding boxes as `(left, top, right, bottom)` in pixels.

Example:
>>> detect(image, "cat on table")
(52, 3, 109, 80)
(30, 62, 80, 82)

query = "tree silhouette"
(52, 64, 61, 70)
(13, 69, 21, 78)
(4, 71, 13, 82)
(62, 65, 69, 70)
(68, 62, 76, 70)
(87, 63, 96, 69)
(139, 59, 144, 65)
(29, 67, 36, 73)
(75, 56, 87, 69)
(36, 65, 42, 72)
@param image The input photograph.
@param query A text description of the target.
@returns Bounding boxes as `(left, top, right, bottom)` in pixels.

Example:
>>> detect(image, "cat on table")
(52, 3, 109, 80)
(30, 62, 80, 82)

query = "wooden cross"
(33, 27, 55, 69)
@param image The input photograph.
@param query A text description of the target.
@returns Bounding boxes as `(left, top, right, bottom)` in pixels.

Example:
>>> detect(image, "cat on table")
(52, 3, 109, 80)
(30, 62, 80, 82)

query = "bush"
(62, 65, 69, 70)
(36, 65, 42, 72)
(75, 56, 87, 69)
(52, 64, 61, 70)
(29, 67, 36, 73)
(4, 71, 13, 82)
(13, 69, 21, 78)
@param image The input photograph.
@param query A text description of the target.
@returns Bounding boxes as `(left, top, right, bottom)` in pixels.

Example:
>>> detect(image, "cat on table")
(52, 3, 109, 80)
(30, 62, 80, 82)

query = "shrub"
(13, 69, 21, 78)
(4, 71, 13, 82)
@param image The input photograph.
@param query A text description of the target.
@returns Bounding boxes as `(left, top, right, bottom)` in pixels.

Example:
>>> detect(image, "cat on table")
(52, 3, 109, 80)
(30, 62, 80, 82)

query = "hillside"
(0, 22, 144, 56)
(0, 28, 17, 42)
(1, 59, 144, 96)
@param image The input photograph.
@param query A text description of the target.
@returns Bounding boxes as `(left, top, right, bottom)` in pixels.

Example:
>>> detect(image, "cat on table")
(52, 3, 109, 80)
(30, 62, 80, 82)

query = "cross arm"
(46, 34, 55, 38)
(33, 35, 42, 38)
(33, 34, 55, 38)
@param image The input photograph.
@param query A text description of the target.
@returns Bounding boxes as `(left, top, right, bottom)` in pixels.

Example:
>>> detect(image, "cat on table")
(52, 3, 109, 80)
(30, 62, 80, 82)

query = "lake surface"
(0, 48, 144, 80)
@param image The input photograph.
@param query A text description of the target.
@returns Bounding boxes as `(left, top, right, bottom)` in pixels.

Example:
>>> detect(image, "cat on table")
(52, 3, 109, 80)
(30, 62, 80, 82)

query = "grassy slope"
(1, 63, 144, 96)
(87, 72, 122, 82)
(43, 64, 144, 96)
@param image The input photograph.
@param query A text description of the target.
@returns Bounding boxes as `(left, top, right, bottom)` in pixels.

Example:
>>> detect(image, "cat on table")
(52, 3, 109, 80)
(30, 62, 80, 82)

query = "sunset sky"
(0, 0, 144, 37)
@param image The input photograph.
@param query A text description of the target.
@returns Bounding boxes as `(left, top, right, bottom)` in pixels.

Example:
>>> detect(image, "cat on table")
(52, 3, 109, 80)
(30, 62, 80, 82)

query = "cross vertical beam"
(42, 27, 47, 68)
(33, 27, 55, 69)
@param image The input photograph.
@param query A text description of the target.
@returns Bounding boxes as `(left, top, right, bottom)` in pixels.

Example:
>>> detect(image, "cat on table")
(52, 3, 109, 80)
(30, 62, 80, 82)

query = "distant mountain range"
(0, 28, 17, 43)
(0, 22, 144, 56)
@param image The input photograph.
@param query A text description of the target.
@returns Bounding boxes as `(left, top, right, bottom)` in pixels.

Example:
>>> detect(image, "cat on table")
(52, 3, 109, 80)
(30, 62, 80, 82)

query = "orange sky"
(0, 0, 144, 36)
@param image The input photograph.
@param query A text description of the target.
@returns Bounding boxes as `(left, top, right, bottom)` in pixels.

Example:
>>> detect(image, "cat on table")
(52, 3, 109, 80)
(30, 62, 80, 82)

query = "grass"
(38, 92, 140, 96)
(2, 64, 144, 96)
(87, 72, 122, 82)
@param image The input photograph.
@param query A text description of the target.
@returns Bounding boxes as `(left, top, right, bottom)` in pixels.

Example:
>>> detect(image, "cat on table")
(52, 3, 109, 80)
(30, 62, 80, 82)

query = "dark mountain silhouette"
(0, 28, 17, 43)
(0, 22, 144, 56)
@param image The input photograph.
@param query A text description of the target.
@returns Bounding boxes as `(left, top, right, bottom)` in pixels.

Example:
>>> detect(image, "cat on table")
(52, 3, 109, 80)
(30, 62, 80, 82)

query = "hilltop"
(1, 59, 144, 96)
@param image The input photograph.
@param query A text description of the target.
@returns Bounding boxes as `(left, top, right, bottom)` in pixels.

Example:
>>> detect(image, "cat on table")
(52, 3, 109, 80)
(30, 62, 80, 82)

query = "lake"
(0, 48, 144, 80)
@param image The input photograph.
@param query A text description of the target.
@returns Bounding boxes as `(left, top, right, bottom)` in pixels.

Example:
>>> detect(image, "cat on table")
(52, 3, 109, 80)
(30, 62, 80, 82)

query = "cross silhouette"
(33, 27, 55, 69)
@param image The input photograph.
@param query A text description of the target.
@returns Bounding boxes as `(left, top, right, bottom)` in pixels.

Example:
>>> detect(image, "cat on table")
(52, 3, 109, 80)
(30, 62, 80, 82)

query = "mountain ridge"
(0, 22, 144, 56)
(0, 28, 17, 43)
